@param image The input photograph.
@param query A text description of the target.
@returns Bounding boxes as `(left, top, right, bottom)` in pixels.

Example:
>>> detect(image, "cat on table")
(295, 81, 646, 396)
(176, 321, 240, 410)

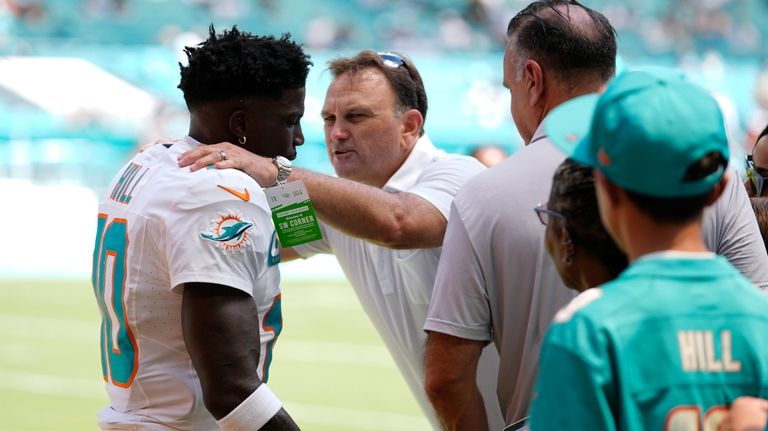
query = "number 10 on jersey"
(92, 213, 138, 388)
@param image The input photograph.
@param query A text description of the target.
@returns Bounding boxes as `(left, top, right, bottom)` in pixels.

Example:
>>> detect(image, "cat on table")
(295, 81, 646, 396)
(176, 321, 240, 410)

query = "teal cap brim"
(544, 93, 599, 166)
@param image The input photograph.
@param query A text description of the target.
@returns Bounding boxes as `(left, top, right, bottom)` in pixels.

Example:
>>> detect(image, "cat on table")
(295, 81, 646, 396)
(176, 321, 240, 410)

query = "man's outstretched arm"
(182, 283, 299, 430)
(178, 143, 449, 249)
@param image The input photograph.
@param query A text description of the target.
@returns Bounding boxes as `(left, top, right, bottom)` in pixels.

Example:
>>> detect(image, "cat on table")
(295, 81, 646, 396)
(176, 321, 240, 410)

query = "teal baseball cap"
(545, 68, 729, 198)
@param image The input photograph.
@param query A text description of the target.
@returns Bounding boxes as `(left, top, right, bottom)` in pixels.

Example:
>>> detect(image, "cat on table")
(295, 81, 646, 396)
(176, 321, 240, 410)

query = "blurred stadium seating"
(3, 1, 768, 164)
(1, 0, 768, 277)
(6, 0, 768, 56)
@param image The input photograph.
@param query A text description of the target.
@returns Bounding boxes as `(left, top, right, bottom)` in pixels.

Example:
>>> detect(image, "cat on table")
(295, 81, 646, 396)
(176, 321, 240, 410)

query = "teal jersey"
(529, 254, 768, 431)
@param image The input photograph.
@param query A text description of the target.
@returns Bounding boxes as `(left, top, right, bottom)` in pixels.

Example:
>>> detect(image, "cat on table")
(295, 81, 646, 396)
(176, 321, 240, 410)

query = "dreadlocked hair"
(178, 25, 312, 108)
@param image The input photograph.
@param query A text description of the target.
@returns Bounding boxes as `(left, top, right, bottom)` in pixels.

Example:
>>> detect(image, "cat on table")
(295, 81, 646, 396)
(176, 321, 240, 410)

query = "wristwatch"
(272, 155, 292, 186)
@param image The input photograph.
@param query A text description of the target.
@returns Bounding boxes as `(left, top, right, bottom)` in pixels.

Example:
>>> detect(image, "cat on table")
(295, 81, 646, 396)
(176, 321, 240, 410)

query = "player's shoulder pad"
(177, 167, 269, 212)
(129, 138, 183, 164)
(553, 288, 604, 324)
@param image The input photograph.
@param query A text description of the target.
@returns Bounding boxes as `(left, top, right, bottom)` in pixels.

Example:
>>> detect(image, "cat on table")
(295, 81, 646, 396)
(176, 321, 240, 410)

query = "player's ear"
(228, 110, 247, 140)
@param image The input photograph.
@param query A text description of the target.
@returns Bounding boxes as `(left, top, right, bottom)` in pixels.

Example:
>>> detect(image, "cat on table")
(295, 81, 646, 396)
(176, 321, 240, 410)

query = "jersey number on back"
(665, 405, 727, 431)
(92, 213, 138, 388)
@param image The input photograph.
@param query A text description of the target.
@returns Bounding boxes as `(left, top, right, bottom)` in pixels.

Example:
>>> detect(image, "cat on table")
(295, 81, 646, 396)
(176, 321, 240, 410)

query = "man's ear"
(595, 169, 622, 206)
(706, 173, 729, 206)
(228, 110, 247, 141)
(401, 109, 424, 145)
(594, 169, 625, 251)
(524, 59, 544, 107)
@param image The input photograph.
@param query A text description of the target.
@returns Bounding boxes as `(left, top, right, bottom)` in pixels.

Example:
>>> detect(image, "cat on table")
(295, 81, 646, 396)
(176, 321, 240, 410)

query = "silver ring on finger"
(219, 150, 227, 162)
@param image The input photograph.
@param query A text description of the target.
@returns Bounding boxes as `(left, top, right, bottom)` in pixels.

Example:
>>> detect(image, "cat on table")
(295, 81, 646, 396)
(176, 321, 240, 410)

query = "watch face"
(275, 155, 292, 168)
(274, 155, 292, 186)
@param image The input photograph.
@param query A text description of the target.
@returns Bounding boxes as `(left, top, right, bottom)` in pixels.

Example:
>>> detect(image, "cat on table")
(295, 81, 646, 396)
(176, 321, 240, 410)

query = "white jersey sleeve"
(165, 170, 275, 297)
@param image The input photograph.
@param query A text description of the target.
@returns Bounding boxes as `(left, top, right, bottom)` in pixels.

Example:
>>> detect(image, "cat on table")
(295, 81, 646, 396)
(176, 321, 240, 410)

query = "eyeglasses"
(745, 154, 766, 197)
(534, 202, 565, 226)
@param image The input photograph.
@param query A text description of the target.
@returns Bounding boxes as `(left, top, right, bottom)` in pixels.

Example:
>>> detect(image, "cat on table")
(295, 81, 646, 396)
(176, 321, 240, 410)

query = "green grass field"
(0, 279, 428, 431)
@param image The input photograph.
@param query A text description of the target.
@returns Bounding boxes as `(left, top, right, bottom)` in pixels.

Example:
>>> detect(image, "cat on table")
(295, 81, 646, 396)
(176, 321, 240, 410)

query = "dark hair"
(178, 25, 312, 109)
(550, 158, 627, 279)
(328, 50, 428, 136)
(625, 151, 727, 223)
(506, 0, 616, 83)
(750, 198, 768, 253)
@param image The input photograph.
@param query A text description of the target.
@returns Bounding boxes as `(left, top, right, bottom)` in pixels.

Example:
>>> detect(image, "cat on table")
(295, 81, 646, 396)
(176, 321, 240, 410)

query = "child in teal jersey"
(529, 69, 768, 431)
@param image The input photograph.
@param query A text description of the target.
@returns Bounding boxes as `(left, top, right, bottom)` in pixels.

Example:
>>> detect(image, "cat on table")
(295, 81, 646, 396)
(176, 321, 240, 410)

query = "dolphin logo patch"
(200, 212, 254, 251)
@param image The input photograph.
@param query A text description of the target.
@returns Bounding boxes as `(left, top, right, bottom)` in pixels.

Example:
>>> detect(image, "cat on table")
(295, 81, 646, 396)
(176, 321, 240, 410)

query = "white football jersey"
(92, 137, 282, 430)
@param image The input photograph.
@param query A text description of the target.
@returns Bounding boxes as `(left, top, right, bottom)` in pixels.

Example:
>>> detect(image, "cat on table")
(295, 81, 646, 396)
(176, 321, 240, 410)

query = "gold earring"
(562, 236, 574, 267)
(238, 136, 246, 145)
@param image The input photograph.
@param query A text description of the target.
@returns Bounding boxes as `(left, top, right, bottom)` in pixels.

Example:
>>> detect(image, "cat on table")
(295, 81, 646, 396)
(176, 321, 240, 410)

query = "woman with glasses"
(535, 158, 627, 292)
(745, 123, 768, 197)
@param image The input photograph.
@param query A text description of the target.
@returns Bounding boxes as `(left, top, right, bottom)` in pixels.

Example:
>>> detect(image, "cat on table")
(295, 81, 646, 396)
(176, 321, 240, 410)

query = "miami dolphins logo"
(200, 211, 254, 251)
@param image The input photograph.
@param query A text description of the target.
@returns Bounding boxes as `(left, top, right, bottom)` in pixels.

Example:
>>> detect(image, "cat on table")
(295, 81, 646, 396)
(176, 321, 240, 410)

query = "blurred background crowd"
(5, 0, 767, 56)
(1, 0, 768, 276)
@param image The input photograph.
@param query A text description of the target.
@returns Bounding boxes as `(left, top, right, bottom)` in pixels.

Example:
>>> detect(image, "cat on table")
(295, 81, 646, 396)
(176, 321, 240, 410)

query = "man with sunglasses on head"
(175, 50, 501, 430)
(745, 124, 768, 197)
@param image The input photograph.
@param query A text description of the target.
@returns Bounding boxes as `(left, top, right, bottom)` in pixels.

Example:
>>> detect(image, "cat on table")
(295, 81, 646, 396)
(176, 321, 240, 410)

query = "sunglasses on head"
(375, 51, 421, 114)
(746, 154, 766, 196)
(377, 51, 408, 69)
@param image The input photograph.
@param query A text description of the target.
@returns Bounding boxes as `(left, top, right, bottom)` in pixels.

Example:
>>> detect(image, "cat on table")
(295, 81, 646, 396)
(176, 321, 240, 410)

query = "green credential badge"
(264, 180, 322, 248)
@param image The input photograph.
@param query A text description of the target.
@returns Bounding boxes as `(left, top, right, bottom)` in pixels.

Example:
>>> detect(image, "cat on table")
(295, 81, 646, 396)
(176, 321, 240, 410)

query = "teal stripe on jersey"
(261, 295, 283, 383)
